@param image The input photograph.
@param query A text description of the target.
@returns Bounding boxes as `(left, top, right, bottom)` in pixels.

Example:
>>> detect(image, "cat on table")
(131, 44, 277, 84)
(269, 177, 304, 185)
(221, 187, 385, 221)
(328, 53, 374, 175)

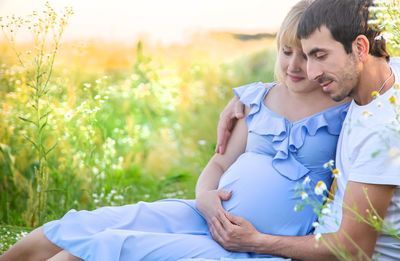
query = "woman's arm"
(196, 108, 249, 227)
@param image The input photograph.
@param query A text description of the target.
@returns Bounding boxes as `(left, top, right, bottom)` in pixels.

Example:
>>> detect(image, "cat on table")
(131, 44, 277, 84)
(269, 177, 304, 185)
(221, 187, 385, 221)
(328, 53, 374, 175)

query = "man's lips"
(288, 74, 304, 82)
(321, 80, 334, 92)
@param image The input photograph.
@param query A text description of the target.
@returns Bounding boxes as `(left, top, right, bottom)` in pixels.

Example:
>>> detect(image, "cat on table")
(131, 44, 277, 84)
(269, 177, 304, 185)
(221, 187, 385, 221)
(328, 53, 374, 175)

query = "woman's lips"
(288, 74, 304, 83)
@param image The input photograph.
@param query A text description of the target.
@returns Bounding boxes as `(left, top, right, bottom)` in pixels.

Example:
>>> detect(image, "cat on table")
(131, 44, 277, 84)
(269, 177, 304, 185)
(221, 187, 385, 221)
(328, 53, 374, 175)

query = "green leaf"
(40, 111, 51, 120)
(23, 135, 39, 151)
(19, 116, 36, 126)
(39, 120, 48, 133)
(371, 150, 381, 158)
(45, 140, 58, 157)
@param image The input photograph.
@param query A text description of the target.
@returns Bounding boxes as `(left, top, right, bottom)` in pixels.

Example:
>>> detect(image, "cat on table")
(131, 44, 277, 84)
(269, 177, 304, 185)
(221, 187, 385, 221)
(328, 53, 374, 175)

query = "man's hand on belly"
(210, 211, 261, 253)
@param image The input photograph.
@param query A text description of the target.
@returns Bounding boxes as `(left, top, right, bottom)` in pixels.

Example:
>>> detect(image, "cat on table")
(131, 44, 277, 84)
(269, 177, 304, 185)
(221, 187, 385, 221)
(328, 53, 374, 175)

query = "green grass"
(0, 29, 277, 231)
(0, 225, 32, 254)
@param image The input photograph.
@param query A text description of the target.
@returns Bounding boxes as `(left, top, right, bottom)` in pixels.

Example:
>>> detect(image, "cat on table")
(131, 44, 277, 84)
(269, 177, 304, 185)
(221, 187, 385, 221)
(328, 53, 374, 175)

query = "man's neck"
(353, 57, 393, 106)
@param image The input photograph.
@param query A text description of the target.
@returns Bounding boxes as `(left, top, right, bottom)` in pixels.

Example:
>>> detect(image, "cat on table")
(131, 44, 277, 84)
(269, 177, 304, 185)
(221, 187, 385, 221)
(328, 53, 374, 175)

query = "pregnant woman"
(0, 1, 350, 260)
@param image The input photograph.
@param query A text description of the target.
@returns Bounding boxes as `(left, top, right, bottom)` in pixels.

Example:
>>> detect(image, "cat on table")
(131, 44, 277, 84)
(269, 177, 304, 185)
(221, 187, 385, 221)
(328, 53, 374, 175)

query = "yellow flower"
(314, 181, 327, 195)
(332, 168, 340, 178)
(371, 91, 379, 99)
(394, 83, 400, 90)
(389, 96, 396, 104)
(301, 192, 308, 200)
(362, 110, 373, 118)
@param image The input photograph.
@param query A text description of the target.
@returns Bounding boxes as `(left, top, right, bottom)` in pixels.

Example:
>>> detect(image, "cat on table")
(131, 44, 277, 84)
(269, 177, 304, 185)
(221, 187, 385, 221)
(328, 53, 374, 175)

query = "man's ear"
(353, 35, 369, 62)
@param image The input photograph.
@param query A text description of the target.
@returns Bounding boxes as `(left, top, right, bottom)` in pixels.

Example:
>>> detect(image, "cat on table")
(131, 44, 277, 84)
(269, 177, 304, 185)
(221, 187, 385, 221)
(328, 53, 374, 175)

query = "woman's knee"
(46, 250, 83, 261)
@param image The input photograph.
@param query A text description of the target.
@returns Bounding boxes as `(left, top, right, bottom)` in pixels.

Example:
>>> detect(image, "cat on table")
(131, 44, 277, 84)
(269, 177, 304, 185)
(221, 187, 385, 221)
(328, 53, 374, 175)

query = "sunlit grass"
(0, 5, 277, 233)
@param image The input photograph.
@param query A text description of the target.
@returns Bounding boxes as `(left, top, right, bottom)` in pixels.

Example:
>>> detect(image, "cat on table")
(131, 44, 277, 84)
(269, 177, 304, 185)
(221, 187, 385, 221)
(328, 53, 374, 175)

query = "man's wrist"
(251, 231, 268, 253)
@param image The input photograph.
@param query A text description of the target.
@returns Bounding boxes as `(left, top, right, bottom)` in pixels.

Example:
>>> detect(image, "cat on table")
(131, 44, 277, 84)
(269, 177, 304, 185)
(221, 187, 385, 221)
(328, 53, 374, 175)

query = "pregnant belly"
(218, 152, 315, 236)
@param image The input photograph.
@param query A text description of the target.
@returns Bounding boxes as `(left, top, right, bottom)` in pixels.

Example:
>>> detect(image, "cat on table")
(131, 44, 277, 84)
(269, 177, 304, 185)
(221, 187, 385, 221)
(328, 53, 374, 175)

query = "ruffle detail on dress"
(233, 82, 270, 113)
(234, 82, 349, 181)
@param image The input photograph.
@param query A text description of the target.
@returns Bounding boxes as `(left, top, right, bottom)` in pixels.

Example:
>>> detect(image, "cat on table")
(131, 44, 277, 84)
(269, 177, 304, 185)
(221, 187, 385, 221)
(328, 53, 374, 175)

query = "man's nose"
(307, 61, 323, 81)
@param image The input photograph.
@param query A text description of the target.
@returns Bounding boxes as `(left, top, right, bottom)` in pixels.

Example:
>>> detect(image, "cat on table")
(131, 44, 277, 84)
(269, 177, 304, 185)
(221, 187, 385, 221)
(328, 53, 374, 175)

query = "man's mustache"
(317, 76, 334, 85)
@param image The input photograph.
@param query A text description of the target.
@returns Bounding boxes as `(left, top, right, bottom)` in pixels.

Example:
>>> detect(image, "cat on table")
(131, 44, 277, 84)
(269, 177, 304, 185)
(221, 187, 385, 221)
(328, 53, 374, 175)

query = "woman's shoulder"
(233, 82, 277, 108)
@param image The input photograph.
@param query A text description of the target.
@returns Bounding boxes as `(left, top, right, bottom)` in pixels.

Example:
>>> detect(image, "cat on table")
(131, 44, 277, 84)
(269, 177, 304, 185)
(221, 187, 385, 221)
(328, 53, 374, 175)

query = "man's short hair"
(296, 0, 390, 61)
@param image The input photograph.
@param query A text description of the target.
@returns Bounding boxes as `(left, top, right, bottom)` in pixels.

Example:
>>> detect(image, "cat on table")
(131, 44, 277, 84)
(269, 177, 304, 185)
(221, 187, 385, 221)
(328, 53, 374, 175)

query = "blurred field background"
(0, 1, 278, 252)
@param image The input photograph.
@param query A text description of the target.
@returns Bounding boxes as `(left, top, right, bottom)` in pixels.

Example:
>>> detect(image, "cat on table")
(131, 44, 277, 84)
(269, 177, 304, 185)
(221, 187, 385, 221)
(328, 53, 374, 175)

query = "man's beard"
(324, 55, 359, 102)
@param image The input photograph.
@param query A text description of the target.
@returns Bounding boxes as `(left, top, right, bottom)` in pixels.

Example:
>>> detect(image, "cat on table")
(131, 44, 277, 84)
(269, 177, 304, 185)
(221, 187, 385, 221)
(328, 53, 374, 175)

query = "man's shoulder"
(389, 57, 400, 66)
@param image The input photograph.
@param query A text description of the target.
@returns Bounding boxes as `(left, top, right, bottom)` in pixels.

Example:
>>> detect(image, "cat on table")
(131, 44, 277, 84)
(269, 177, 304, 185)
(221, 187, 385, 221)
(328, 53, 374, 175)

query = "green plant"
(0, 2, 73, 226)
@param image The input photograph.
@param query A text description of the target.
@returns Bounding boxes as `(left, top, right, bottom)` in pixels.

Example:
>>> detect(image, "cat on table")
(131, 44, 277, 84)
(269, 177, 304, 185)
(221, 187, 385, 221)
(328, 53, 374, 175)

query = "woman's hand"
(209, 211, 262, 253)
(216, 96, 246, 154)
(196, 189, 232, 229)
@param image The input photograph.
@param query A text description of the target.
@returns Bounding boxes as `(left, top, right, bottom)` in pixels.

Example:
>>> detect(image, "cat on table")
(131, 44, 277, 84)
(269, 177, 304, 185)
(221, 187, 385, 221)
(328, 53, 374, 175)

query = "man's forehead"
(300, 26, 338, 52)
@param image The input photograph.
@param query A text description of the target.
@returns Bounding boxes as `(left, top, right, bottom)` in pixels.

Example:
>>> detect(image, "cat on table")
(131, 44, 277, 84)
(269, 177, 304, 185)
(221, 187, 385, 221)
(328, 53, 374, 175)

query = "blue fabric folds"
(233, 82, 348, 181)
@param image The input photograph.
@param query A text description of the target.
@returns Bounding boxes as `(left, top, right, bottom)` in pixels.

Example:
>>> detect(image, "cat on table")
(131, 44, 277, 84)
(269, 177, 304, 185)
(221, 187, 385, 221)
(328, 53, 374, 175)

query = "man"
(211, 0, 400, 260)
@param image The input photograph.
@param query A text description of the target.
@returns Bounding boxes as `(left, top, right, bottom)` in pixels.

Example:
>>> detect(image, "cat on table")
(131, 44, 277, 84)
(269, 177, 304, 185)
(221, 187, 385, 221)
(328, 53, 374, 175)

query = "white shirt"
(315, 57, 400, 260)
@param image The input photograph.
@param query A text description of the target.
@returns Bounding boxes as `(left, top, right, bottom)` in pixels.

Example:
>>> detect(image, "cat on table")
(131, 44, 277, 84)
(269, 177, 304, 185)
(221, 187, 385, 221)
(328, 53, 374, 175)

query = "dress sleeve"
(232, 82, 270, 108)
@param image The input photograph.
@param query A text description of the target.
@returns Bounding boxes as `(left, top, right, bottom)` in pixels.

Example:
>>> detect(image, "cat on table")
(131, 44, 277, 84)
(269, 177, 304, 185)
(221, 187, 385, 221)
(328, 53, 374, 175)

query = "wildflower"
(198, 140, 206, 145)
(394, 83, 400, 90)
(332, 168, 340, 178)
(362, 110, 373, 118)
(371, 91, 379, 99)
(321, 207, 331, 216)
(301, 192, 308, 200)
(303, 176, 311, 185)
(115, 195, 124, 200)
(315, 233, 322, 241)
(389, 147, 399, 158)
(95, 80, 101, 84)
(294, 205, 299, 212)
(94, 95, 100, 100)
(323, 159, 334, 169)
(389, 96, 396, 104)
(64, 110, 74, 120)
(312, 222, 319, 228)
(92, 167, 99, 175)
(314, 181, 327, 195)
(374, 32, 394, 40)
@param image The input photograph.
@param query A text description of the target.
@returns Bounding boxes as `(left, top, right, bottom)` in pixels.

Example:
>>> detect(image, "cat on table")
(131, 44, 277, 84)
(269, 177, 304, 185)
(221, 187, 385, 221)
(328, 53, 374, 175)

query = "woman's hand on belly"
(196, 189, 232, 231)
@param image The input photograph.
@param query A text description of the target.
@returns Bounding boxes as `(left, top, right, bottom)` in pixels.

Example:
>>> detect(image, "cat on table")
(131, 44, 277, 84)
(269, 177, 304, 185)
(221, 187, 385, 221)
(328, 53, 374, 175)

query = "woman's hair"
(274, 0, 313, 82)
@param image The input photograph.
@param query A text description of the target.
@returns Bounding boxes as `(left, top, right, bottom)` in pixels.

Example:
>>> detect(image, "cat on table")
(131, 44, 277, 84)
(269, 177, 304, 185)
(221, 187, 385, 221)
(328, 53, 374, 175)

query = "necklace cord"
(377, 68, 393, 94)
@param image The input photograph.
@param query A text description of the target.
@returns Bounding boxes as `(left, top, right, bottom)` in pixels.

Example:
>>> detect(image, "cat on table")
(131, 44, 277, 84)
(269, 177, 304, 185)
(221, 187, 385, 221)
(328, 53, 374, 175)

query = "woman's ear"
(353, 35, 369, 62)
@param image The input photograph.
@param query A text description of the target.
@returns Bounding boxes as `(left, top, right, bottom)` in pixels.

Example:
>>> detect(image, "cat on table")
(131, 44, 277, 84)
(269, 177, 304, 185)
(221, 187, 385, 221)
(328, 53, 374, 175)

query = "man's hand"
(196, 190, 232, 229)
(216, 96, 246, 154)
(210, 211, 261, 253)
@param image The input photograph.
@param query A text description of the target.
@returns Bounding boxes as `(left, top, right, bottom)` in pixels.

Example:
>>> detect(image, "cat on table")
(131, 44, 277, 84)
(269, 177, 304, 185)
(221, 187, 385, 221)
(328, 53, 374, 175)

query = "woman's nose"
(288, 56, 301, 72)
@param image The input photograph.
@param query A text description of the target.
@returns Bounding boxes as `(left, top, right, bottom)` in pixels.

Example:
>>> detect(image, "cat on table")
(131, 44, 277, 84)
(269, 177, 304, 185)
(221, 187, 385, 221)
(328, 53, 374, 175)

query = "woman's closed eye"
(283, 50, 292, 56)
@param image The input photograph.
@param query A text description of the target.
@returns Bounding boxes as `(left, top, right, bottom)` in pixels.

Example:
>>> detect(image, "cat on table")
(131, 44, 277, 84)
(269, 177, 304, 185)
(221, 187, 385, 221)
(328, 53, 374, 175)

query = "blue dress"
(44, 82, 349, 261)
